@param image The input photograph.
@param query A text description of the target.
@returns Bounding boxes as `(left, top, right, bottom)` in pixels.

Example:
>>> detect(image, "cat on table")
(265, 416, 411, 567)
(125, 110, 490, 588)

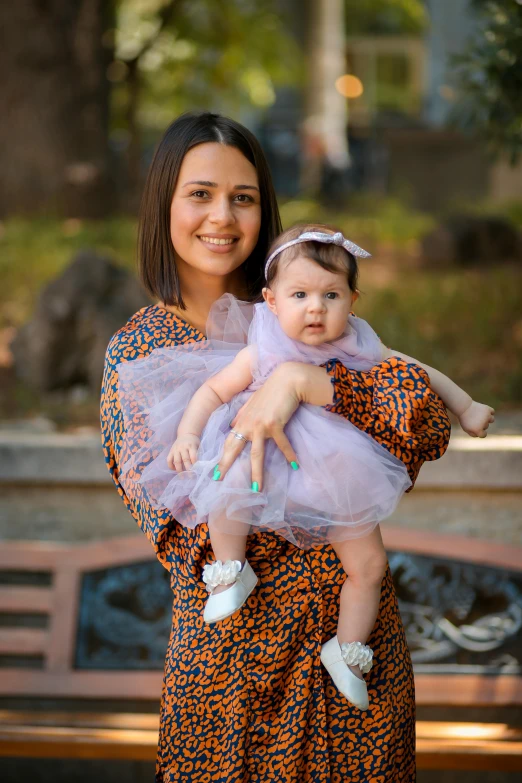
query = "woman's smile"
(197, 233, 240, 253)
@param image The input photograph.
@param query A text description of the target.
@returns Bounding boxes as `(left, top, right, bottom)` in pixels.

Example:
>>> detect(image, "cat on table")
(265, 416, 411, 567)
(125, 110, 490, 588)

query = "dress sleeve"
(322, 356, 451, 488)
(100, 333, 205, 575)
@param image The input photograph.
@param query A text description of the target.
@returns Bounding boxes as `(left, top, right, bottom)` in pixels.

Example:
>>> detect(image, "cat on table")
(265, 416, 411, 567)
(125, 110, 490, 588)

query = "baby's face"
(263, 255, 356, 345)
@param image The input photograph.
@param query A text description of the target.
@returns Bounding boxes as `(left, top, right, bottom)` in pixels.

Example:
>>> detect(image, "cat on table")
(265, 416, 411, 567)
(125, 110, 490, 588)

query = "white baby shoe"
(320, 636, 373, 710)
(202, 559, 258, 624)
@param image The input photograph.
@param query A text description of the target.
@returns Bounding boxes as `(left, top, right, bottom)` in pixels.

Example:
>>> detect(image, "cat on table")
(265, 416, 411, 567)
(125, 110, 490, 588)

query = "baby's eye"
(293, 291, 306, 299)
(325, 292, 339, 299)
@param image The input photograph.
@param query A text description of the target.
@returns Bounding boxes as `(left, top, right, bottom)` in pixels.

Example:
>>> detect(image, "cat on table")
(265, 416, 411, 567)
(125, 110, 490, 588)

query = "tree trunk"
(302, 0, 349, 196)
(0, 0, 115, 218)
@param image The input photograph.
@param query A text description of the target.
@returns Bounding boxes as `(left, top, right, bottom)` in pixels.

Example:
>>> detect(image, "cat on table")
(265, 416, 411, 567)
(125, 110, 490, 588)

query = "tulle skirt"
(119, 344, 411, 550)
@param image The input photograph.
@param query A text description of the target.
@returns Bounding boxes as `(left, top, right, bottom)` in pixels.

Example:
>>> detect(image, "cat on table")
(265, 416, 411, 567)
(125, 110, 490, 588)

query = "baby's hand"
(458, 401, 495, 438)
(167, 434, 200, 471)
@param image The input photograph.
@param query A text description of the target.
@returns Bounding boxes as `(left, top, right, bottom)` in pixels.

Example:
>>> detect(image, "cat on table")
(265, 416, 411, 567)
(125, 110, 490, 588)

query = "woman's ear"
(262, 287, 277, 314)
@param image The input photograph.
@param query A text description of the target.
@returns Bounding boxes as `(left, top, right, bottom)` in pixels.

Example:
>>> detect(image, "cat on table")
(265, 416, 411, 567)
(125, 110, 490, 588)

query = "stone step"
(0, 432, 521, 489)
(1, 431, 521, 547)
(0, 433, 108, 485)
(416, 435, 522, 490)
(0, 432, 522, 491)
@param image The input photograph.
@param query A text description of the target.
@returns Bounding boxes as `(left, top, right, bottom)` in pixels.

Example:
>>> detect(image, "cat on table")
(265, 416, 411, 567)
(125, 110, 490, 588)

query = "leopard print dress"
(101, 304, 450, 783)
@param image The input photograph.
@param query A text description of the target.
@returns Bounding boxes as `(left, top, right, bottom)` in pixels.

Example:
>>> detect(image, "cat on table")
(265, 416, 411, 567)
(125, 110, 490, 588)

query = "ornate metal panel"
(389, 552, 522, 675)
(75, 561, 172, 669)
(74, 552, 522, 674)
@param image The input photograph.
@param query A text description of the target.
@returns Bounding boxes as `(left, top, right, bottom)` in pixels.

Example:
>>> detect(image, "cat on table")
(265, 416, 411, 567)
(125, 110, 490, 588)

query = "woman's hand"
(214, 362, 334, 490)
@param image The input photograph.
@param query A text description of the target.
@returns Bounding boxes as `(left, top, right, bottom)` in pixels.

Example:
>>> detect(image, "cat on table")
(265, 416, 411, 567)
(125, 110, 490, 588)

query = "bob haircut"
(265, 223, 359, 293)
(138, 111, 282, 308)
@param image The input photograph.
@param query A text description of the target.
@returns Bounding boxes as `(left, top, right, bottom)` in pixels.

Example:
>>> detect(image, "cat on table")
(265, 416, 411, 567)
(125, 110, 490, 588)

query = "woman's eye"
(234, 194, 254, 203)
(294, 292, 306, 299)
(191, 190, 209, 198)
(325, 292, 338, 300)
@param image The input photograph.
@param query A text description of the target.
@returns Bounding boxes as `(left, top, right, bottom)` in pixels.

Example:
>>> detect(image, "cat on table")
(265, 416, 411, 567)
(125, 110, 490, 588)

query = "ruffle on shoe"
(202, 559, 242, 594)
(340, 641, 374, 674)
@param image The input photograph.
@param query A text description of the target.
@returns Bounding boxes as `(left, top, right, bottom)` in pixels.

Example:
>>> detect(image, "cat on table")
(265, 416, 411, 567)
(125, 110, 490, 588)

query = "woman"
(101, 111, 450, 782)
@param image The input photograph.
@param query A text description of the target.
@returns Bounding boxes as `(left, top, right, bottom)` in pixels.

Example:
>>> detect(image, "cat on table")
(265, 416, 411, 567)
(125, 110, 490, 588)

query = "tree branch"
(125, 0, 181, 67)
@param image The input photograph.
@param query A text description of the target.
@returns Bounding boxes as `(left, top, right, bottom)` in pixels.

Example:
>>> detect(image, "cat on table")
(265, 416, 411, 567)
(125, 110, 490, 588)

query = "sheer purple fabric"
(118, 295, 411, 548)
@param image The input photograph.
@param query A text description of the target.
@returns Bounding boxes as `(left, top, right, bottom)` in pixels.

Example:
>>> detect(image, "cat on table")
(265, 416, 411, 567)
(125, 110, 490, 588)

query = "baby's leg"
(331, 525, 388, 678)
(208, 511, 249, 595)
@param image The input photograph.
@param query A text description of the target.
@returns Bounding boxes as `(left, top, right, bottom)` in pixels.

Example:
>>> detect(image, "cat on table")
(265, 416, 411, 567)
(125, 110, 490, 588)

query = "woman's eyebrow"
(183, 180, 218, 187)
(182, 180, 259, 191)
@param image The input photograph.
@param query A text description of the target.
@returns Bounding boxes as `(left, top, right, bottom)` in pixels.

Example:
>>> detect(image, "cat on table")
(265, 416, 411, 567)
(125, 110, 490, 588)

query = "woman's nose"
(208, 195, 234, 225)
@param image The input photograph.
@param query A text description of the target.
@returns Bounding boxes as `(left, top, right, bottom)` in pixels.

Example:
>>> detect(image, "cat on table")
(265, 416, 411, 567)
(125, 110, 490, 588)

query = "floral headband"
(264, 231, 372, 279)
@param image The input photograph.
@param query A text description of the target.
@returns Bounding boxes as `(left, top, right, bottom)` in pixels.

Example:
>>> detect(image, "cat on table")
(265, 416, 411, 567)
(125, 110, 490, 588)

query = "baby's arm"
(168, 347, 254, 471)
(381, 346, 495, 438)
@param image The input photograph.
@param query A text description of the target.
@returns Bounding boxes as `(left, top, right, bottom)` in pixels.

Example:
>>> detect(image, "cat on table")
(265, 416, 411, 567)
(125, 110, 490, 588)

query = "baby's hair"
(265, 223, 359, 293)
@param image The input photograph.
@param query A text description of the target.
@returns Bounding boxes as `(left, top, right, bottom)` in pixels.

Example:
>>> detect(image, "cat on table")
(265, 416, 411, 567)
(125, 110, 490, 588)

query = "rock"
(11, 250, 150, 392)
(421, 215, 521, 267)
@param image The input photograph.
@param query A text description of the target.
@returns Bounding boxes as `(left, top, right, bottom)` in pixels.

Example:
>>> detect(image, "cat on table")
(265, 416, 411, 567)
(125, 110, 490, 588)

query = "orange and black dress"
(101, 304, 450, 783)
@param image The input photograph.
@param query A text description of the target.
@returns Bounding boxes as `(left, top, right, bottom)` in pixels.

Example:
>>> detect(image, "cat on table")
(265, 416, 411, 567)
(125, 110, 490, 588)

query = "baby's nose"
(308, 296, 326, 312)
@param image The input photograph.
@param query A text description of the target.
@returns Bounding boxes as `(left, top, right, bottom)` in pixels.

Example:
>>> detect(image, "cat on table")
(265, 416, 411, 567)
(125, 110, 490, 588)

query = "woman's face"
(170, 143, 262, 279)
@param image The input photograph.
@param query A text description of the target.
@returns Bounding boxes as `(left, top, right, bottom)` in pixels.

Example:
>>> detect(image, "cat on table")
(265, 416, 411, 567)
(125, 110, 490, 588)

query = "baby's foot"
(211, 583, 235, 595)
(338, 638, 365, 680)
(202, 559, 258, 624)
(320, 637, 371, 710)
(202, 559, 243, 594)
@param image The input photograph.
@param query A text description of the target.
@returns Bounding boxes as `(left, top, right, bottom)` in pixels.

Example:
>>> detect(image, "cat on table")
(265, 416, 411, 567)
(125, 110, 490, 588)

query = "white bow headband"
(264, 231, 371, 279)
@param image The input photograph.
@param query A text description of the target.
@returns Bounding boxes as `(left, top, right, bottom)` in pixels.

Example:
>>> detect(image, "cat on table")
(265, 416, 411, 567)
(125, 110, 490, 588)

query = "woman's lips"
(198, 235, 239, 253)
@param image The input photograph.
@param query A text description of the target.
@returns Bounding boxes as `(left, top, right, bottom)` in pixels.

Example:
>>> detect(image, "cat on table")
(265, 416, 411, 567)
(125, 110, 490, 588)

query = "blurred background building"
(260, 0, 522, 208)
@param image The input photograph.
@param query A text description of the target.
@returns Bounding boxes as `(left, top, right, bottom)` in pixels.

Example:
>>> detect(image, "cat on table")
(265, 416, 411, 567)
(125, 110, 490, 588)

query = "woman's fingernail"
(290, 461, 299, 471)
(251, 481, 259, 492)
(213, 465, 221, 480)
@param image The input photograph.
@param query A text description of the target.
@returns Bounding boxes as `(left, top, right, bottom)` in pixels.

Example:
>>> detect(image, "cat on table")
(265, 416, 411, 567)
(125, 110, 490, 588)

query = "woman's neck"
(162, 267, 250, 336)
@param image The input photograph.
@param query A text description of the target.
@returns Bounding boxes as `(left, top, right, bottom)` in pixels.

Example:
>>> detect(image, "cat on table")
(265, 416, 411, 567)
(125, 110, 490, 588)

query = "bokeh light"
(335, 74, 364, 99)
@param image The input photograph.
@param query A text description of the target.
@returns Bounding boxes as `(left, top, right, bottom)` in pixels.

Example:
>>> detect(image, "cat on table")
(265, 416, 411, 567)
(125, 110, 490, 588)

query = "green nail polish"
(251, 481, 259, 492)
(290, 461, 299, 471)
(213, 465, 221, 480)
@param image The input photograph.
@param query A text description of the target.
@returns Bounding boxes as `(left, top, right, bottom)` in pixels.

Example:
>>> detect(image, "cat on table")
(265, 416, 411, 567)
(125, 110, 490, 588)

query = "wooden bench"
(1, 530, 521, 771)
(1, 711, 521, 771)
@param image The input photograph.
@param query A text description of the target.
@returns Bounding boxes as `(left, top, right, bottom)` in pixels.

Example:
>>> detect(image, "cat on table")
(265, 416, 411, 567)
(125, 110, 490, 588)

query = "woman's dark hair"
(138, 111, 282, 308)
(265, 223, 359, 293)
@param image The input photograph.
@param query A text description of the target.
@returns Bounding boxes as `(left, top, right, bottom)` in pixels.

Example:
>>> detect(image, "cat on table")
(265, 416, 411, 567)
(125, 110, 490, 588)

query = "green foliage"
(279, 195, 435, 246)
(344, 0, 427, 35)
(448, 198, 522, 229)
(113, 0, 301, 132)
(1, 209, 520, 410)
(357, 265, 522, 409)
(451, 0, 522, 164)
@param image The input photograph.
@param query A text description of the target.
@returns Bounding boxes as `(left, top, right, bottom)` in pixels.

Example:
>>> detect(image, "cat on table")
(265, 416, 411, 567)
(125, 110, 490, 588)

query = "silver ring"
(231, 430, 249, 443)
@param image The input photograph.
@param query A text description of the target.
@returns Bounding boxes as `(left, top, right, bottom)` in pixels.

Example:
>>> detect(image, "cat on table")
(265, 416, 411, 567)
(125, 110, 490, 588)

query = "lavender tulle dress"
(118, 294, 411, 549)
